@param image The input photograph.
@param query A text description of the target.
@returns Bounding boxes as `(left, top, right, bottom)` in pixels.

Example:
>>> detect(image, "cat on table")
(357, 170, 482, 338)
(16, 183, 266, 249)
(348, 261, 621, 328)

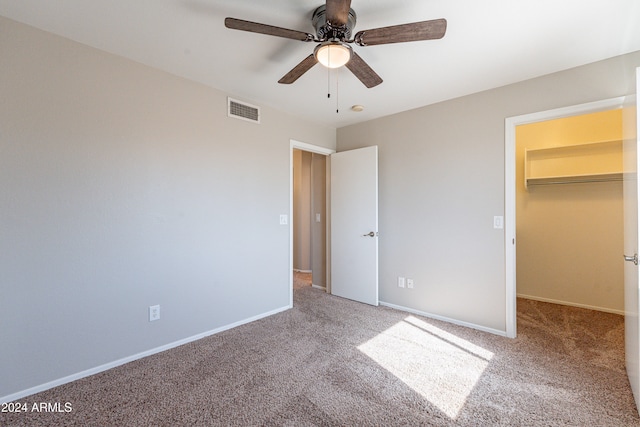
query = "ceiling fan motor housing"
(312, 5, 357, 40)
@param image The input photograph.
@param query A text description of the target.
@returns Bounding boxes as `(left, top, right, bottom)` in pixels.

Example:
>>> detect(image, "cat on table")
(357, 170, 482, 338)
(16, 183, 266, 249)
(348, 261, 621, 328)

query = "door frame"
(504, 96, 626, 338)
(290, 140, 335, 307)
(622, 86, 639, 410)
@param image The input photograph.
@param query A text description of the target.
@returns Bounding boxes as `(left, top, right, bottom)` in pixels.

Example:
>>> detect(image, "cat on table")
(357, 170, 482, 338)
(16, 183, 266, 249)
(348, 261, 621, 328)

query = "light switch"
(280, 214, 288, 225)
(315, 213, 321, 223)
(493, 216, 504, 229)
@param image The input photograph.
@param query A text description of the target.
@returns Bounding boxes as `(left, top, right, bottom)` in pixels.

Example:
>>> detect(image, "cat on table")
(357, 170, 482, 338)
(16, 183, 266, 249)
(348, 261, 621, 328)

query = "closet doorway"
(515, 108, 624, 314)
(290, 140, 334, 305)
(505, 96, 627, 337)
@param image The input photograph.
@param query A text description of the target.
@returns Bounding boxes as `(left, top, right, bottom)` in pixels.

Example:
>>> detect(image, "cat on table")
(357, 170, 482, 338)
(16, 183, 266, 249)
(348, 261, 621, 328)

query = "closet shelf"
(524, 139, 623, 189)
(526, 172, 624, 187)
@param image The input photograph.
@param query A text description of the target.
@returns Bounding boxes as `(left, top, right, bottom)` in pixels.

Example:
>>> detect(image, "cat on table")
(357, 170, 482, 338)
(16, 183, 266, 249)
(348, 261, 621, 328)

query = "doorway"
(505, 96, 627, 337)
(515, 109, 624, 314)
(293, 149, 327, 290)
(289, 140, 335, 307)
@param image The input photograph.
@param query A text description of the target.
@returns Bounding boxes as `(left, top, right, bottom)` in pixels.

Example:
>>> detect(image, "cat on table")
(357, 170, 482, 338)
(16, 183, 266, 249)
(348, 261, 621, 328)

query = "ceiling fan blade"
(345, 52, 383, 88)
(325, 0, 352, 27)
(355, 18, 447, 46)
(225, 17, 313, 42)
(278, 54, 319, 84)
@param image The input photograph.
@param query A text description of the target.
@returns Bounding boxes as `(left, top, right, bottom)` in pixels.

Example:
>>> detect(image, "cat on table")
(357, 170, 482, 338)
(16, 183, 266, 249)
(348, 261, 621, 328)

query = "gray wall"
(0, 17, 335, 399)
(337, 51, 640, 333)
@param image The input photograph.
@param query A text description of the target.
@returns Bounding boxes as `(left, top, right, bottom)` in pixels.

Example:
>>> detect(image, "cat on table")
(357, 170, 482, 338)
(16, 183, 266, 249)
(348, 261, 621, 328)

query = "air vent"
(228, 97, 260, 124)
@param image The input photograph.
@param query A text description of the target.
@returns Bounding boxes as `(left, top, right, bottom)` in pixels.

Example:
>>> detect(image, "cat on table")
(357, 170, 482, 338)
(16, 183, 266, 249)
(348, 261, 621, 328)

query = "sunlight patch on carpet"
(357, 316, 493, 419)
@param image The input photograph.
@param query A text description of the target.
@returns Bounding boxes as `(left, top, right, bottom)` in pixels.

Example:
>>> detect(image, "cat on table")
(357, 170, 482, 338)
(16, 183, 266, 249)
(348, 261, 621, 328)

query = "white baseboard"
(379, 301, 507, 337)
(516, 294, 624, 315)
(1, 305, 291, 404)
(293, 269, 312, 273)
(311, 284, 326, 291)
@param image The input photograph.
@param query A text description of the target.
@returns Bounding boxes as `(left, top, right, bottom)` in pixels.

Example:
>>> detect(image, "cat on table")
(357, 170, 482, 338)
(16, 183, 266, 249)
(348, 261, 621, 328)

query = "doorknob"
(624, 253, 638, 265)
(362, 231, 377, 237)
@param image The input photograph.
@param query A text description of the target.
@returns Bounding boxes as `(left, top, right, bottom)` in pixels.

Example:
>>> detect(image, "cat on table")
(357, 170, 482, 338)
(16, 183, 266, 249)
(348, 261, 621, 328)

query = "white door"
(330, 146, 378, 306)
(623, 67, 640, 409)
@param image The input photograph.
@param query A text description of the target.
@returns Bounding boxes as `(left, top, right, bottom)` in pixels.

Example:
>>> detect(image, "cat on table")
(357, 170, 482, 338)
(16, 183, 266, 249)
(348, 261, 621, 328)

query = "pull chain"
(327, 47, 331, 99)
(336, 69, 339, 113)
(323, 47, 340, 113)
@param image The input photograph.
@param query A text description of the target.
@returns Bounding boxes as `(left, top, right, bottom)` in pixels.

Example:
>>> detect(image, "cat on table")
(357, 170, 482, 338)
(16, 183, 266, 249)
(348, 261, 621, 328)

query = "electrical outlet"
(407, 279, 414, 289)
(398, 277, 405, 288)
(149, 305, 160, 322)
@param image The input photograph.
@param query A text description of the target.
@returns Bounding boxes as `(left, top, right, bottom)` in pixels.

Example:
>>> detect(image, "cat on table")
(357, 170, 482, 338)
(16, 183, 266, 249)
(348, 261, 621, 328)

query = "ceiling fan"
(225, 0, 446, 88)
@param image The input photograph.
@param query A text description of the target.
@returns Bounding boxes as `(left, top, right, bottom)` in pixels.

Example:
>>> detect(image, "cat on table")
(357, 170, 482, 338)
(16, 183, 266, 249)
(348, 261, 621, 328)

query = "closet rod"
(527, 176, 624, 186)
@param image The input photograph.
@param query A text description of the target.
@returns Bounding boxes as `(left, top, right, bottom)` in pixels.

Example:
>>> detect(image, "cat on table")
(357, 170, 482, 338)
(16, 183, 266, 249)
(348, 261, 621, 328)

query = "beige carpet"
(293, 270, 312, 290)
(2, 290, 638, 426)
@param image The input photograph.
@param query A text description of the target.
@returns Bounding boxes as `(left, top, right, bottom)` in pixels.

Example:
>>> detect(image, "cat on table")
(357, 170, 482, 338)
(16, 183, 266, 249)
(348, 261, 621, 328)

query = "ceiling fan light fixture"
(314, 42, 352, 69)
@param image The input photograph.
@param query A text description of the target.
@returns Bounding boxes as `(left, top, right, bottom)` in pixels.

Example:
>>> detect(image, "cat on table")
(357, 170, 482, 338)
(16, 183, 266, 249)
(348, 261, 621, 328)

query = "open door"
(330, 146, 378, 306)
(623, 67, 640, 409)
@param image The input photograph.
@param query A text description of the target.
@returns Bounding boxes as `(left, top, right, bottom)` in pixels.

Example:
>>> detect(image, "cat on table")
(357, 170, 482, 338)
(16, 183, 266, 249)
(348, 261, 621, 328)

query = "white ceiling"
(1, 0, 639, 128)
